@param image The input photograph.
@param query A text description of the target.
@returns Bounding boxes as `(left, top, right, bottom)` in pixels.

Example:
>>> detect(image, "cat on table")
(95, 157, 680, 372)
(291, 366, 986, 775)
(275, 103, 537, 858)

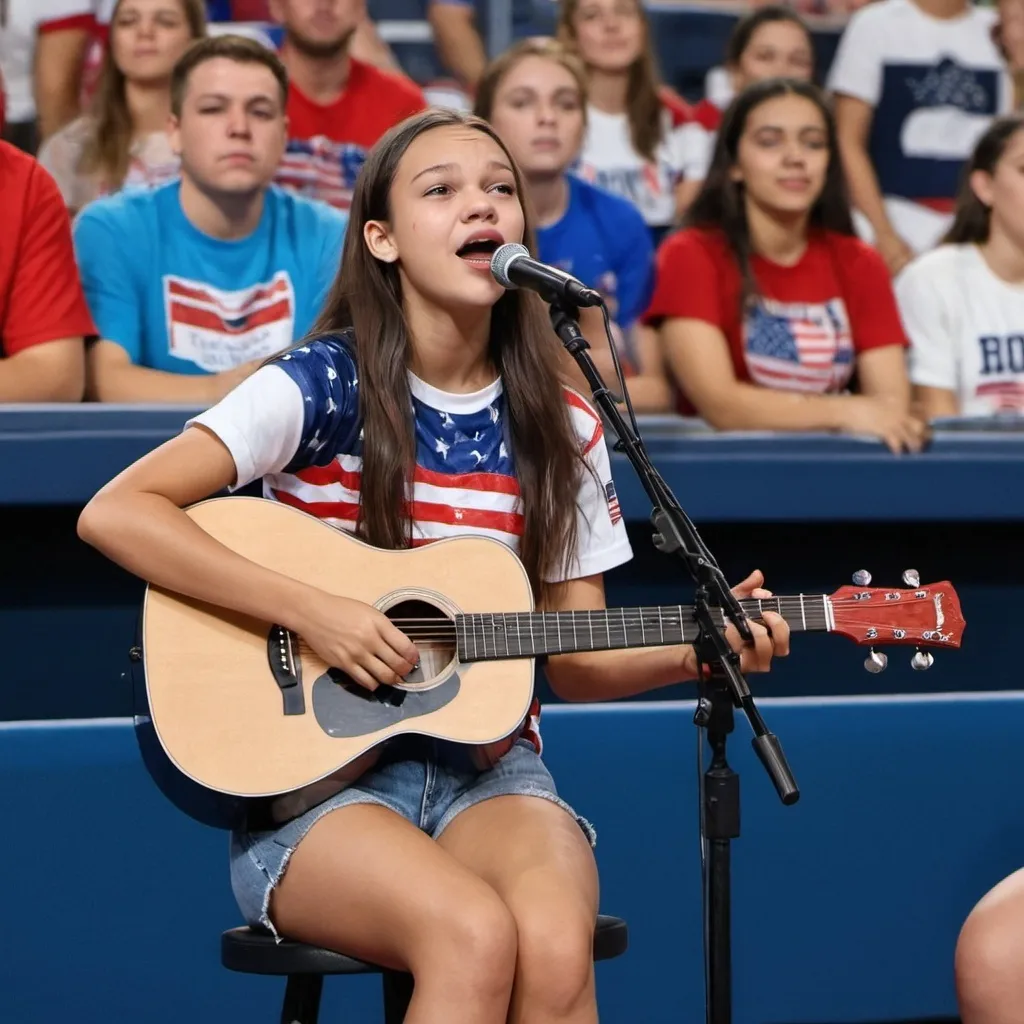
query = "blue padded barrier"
(1, 696, 1021, 1022)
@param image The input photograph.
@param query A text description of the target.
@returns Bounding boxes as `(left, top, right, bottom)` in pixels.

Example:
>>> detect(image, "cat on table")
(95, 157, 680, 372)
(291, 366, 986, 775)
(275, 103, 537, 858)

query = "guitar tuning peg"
(864, 649, 888, 673)
(852, 569, 872, 586)
(902, 569, 921, 588)
(911, 649, 934, 671)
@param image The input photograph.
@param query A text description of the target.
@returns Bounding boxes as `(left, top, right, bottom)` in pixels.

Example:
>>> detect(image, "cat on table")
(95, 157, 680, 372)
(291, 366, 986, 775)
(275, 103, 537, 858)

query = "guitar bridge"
(267, 625, 305, 716)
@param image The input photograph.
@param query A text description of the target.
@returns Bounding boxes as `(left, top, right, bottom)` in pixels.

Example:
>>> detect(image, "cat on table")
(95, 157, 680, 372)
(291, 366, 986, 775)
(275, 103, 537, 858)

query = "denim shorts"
(229, 736, 596, 936)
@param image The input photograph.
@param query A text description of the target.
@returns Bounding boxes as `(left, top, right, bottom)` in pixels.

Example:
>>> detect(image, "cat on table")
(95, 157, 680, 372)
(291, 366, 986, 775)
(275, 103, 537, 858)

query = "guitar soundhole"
(385, 598, 457, 691)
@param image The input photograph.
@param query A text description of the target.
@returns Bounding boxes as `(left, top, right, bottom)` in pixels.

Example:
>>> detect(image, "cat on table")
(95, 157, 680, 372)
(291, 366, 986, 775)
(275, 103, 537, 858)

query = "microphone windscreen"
(490, 243, 530, 288)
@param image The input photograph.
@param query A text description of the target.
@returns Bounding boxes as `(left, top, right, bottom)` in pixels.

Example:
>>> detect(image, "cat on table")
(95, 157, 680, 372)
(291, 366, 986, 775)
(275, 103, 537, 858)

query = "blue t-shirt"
(73, 182, 346, 374)
(536, 175, 655, 330)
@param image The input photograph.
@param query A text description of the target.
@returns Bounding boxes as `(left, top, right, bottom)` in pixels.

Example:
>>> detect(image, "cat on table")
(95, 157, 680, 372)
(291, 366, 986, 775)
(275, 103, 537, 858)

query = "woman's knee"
(513, 905, 595, 1014)
(956, 871, 1024, 1019)
(415, 887, 519, 995)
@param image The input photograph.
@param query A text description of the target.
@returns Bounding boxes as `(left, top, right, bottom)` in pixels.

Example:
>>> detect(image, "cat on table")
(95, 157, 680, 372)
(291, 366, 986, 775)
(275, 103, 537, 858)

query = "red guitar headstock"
(827, 580, 965, 649)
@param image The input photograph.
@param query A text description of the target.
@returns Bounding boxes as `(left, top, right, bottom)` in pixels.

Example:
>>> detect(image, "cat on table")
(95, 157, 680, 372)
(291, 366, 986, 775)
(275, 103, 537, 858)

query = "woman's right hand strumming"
(297, 594, 420, 691)
(838, 394, 928, 454)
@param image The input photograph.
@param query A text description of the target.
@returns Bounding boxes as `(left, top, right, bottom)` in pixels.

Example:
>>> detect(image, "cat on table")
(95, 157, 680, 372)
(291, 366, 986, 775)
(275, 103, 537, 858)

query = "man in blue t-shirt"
(73, 35, 347, 405)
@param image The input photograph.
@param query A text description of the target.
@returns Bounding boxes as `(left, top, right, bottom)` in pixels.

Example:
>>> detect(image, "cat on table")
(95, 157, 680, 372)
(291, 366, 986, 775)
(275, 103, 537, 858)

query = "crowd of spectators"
(2, 0, 1024, 446)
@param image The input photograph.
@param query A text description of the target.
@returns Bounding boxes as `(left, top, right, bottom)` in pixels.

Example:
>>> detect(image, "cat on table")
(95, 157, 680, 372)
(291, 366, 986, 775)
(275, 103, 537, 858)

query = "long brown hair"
(686, 78, 854, 312)
(79, 0, 206, 189)
(310, 109, 585, 603)
(473, 36, 589, 122)
(943, 115, 1024, 245)
(557, 0, 664, 162)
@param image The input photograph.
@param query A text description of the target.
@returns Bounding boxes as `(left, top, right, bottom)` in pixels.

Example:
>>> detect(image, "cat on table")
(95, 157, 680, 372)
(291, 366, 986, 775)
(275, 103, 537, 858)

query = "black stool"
(222, 914, 629, 1023)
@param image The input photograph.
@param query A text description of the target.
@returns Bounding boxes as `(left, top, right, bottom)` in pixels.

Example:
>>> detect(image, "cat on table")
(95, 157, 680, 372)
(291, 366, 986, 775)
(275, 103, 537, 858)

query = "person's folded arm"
(426, 1, 487, 88)
(0, 339, 84, 402)
(662, 317, 852, 431)
(544, 571, 787, 701)
(86, 340, 260, 404)
(34, 24, 91, 140)
(855, 344, 912, 409)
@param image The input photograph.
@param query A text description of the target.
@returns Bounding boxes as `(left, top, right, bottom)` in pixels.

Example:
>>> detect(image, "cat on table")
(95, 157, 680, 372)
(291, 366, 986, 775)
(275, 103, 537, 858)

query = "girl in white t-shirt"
(557, 0, 704, 239)
(37, 0, 204, 212)
(896, 115, 1024, 419)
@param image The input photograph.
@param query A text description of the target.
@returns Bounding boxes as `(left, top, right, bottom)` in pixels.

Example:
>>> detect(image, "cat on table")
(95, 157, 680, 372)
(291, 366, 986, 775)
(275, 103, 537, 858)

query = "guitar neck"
(455, 594, 832, 662)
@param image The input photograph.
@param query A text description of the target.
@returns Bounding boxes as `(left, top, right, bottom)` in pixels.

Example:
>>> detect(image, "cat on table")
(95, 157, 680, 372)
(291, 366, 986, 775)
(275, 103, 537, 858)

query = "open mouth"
(456, 238, 501, 263)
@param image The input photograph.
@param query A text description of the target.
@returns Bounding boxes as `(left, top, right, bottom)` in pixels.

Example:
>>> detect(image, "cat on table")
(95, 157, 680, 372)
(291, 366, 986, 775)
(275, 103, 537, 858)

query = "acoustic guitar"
(131, 496, 965, 829)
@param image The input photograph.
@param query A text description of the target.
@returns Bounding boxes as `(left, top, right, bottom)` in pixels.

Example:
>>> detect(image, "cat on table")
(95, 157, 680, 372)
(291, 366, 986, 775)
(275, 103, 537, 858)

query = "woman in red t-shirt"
(645, 78, 926, 453)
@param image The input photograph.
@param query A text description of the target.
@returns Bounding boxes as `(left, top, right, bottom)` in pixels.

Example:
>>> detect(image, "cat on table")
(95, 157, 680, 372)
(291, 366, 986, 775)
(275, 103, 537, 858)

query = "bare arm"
(914, 385, 959, 419)
(0, 338, 84, 402)
(674, 178, 702, 221)
(622, 324, 672, 413)
(662, 318, 852, 430)
(86, 340, 259, 404)
(78, 426, 323, 631)
(349, 16, 402, 73)
(544, 572, 786, 702)
(426, 4, 487, 88)
(33, 28, 89, 141)
(833, 94, 913, 275)
(562, 316, 672, 413)
(79, 408, 419, 688)
(855, 344, 912, 409)
(662, 318, 924, 450)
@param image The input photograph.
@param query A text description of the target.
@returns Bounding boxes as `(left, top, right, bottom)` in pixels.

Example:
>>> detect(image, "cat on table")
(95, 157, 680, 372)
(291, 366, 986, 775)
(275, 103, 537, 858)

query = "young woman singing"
(77, 108, 789, 1024)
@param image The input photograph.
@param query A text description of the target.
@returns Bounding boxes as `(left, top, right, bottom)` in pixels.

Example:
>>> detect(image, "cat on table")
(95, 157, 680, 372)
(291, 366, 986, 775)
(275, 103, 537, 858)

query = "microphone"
(490, 243, 604, 309)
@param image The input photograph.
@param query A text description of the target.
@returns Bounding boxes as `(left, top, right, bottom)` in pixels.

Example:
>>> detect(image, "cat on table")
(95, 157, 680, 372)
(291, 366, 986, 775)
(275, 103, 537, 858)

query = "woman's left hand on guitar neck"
(545, 569, 790, 702)
(678, 570, 790, 681)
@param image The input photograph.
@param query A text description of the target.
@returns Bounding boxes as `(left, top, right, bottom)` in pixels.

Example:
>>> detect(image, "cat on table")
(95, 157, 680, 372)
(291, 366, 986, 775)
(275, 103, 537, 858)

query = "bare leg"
(439, 795, 600, 1024)
(271, 803, 518, 1024)
(956, 867, 1024, 1024)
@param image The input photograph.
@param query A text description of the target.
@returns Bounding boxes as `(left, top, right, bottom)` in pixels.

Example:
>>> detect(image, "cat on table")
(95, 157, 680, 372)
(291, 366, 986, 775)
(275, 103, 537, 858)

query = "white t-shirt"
(827, 0, 1011, 252)
(192, 335, 633, 581)
(575, 104, 708, 230)
(0, 0, 94, 124)
(896, 244, 1024, 415)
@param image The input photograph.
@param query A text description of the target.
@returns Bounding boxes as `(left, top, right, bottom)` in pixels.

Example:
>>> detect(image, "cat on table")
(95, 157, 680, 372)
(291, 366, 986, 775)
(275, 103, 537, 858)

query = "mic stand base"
(695, 675, 740, 1024)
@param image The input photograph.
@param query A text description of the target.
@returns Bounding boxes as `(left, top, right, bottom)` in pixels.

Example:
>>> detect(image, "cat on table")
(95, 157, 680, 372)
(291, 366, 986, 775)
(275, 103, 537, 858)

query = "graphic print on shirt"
(276, 137, 368, 209)
(163, 271, 296, 372)
(872, 59, 1000, 199)
(576, 158, 678, 226)
(743, 297, 854, 392)
(976, 333, 1024, 412)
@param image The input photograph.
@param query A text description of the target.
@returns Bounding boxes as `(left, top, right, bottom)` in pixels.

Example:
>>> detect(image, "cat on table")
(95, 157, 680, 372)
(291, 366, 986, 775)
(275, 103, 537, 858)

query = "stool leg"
(280, 974, 323, 1024)
(382, 971, 414, 1024)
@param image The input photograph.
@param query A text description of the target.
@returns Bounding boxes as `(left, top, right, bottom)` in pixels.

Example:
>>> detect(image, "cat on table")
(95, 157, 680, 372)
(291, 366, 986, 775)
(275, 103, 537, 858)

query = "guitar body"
(137, 497, 536, 827)
(133, 495, 966, 830)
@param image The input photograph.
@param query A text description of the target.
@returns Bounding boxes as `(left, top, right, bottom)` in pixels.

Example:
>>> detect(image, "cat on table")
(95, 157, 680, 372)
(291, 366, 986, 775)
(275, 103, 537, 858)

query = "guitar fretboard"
(455, 595, 831, 662)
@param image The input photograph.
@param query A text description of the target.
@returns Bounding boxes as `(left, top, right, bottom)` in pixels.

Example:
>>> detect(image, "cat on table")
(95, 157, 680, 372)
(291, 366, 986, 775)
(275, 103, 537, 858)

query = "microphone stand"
(548, 300, 799, 1024)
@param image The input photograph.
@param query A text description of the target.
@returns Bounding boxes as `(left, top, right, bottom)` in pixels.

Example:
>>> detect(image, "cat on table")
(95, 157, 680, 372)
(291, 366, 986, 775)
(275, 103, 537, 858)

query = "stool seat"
(222, 913, 628, 976)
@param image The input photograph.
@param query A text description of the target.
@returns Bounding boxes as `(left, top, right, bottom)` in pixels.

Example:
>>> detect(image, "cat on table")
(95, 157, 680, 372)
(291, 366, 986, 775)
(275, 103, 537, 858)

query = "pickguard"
(312, 665, 462, 737)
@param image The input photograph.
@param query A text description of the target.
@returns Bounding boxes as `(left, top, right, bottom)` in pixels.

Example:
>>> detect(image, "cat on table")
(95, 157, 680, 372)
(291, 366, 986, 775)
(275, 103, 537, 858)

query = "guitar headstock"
(827, 572, 964, 673)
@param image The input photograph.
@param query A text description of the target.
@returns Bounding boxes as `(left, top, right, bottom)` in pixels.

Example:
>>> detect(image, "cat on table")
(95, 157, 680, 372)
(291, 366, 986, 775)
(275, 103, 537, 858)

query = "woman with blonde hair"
(39, 0, 205, 212)
(557, 0, 704, 241)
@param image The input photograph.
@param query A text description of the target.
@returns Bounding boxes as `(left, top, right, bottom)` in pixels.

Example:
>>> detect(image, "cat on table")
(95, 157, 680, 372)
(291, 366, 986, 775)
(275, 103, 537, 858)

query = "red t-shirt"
(0, 142, 96, 356)
(276, 59, 427, 209)
(644, 227, 906, 402)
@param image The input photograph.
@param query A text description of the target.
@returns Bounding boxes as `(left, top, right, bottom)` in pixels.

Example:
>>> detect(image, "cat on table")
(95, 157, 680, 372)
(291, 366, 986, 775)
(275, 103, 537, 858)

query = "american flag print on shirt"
(259, 334, 610, 764)
(743, 297, 855, 393)
(275, 137, 369, 210)
(977, 379, 1024, 412)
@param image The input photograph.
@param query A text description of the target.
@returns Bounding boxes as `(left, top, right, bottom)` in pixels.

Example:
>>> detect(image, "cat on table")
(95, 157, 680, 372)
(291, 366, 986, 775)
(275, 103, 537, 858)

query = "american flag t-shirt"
(743, 297, 855, 393)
